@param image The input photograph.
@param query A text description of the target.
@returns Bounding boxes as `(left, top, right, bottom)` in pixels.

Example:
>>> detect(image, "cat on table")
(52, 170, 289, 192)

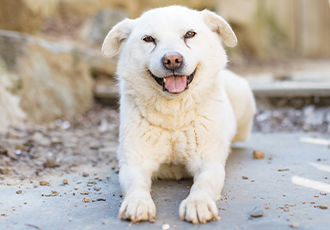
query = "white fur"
(102, 6, 256, 224)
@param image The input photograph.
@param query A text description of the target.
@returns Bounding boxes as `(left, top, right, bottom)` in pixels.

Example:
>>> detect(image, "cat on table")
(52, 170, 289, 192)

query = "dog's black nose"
(162, 52, 183, 70)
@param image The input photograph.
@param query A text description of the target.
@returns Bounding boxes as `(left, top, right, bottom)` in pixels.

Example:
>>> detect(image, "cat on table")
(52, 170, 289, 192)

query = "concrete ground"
(0, 133, 329, 230)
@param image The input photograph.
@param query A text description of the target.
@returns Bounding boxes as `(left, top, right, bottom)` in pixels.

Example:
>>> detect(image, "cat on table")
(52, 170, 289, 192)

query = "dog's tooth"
(163, 78, 166, 83)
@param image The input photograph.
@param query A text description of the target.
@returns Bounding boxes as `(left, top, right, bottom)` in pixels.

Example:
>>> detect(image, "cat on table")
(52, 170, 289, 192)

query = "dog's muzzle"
(148, 69, 196, 94)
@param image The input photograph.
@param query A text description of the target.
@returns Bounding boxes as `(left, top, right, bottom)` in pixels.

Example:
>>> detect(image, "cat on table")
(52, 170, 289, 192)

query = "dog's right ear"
(101, 19, 134, 58)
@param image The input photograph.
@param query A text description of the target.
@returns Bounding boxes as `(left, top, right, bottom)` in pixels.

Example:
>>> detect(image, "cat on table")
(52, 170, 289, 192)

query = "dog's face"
(102, 6, 237, 97)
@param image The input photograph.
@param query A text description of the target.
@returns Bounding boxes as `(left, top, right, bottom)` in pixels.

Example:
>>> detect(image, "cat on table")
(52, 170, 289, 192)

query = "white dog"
(102, 5, 256, 224)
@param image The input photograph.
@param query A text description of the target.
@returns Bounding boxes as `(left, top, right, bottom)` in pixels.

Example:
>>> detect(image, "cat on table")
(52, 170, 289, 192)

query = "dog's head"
(102, 6, 237, 97)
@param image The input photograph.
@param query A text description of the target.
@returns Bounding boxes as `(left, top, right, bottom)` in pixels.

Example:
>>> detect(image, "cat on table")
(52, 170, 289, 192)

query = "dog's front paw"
(179, 193, 219, 224)
(119, 195, 156, 223)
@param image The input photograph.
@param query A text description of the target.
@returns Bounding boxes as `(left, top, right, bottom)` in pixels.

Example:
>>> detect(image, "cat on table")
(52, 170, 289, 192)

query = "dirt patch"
(0, 104, 119, 184)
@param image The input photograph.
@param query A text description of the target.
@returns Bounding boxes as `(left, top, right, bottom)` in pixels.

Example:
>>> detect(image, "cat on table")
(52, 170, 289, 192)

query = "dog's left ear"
(201, 9, 237, 47)
(102, 18, 134, 58)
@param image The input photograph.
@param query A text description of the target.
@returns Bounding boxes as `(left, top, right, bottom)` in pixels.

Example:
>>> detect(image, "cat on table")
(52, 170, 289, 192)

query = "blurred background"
(0, 0, 330, 134)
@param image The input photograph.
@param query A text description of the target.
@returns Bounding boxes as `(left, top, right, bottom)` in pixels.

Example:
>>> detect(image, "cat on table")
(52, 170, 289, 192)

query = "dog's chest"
(162, 122, 212, 164)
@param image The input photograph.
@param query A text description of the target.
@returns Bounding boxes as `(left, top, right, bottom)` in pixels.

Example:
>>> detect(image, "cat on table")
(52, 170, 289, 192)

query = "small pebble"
(0, 168, 9, 175)
(253, 150, 265, 159)
(318, 205, 328, 209)
(162, 224, 170, 230)
(289, 223, 298, 228)
(82, 172, 89, 177)
(265, 205, 270, 209)
(80, 191, 89, 195)
(63, 179, 68, 185)
(16, 190, 22, 194)
(278, 169, 290, 171)
(84, 198, 90, 203)
(74, 187, 78, 190)
(39, 181, 49, 186)
(242, 176, 249, 180)
(250, 206, 263, 218)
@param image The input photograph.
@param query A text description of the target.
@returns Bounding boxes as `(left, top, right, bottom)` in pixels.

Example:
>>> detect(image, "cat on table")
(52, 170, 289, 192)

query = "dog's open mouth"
(148, 69, 196, 94)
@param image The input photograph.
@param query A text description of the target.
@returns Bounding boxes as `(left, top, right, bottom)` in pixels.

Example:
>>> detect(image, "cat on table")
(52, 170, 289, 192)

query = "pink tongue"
(164, 75, 187, 93)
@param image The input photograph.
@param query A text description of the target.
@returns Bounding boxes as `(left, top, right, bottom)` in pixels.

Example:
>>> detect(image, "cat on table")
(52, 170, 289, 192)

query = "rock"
(250, 206, 263, 218)
(51, 137, 62, 145)
(80, 191, 89, 195)
(90, 140, 100, 150)
(0, 59, 26, 133)
(93, 75, 119, 104)
(0, 30, 117, 130)
(303, 105, 324, 126)
(0, 168, 9, 175)
(43, 159, 60, 168)
(0, 145, 8, 155)
(0, 144, 17, 160)
(98, 118, 109, 133)
(0, 0, 42, 34)
(256, 112, 270, 122)
(6, 128, 26, 139)
(80, 8, 128, 45)
(39, 180, 49, 186)
(289, 223, 299, 228)
(33, 132, 51, 147)
(253, 150, 265, 159)
(18, 37, 93, 124)
(325, 110, 330, 123)
(162, 224, 170, 230)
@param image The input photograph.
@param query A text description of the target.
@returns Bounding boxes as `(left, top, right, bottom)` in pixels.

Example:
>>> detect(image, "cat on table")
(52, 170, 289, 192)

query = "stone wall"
(0, 30, 116, 132)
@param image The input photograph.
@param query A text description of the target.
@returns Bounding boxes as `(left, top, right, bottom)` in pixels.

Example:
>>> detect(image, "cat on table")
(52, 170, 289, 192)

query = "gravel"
(254, 102, 330, 134)
(1, 99, 329, 183)
(0, 104, 119, 182)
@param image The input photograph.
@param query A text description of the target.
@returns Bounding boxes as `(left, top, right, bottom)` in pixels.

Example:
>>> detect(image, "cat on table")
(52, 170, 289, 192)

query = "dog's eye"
(142, 35, 155, 43)
(184, 31, 196, 38)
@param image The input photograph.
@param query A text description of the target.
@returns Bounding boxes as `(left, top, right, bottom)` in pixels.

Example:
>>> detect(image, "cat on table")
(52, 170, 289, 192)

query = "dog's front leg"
(179, 160, 225, 224)
(118, 163, 156, 222)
